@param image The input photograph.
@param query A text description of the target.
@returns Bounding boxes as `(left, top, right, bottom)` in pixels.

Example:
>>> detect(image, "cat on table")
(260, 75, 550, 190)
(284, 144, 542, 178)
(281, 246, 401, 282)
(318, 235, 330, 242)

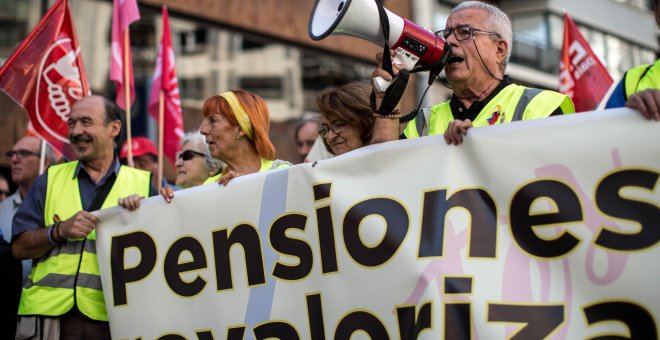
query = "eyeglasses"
(177, 149, 206, 161)
(0, 190, 10, 197)
(5, 149, 40, 160)
(437, 25, 501, 41)
(319, 121, 347, 139)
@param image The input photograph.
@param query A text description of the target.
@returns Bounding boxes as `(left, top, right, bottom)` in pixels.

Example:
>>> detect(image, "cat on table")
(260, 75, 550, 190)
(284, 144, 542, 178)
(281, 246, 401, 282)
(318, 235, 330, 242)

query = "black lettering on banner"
(313, 183, 339, 274)
(444, 302, 471, 340)
(270, 214, 313, 281)
(444, 277, 473, 295)
(396, 302, 432, 340)
(111, 231, 157, 306)
(195, 330, 215, 340)
(418, 189, 497, 258)
(163, 236, 208, 297)
(595, 169, 660, 251)
(157, 334, 185, 340)
(227, 327, 246, 340)
(510, 180, 582, 258)
(583, 301, 657, 339)
(335, 311, 389, 339)
(253, 321, 300, 340)
(344, 198, 408, 267)
(212, 224, 265, 291)
(488, 303, 564, 339)
(313, 183, 332, 201)
(306, 293, 326, 340)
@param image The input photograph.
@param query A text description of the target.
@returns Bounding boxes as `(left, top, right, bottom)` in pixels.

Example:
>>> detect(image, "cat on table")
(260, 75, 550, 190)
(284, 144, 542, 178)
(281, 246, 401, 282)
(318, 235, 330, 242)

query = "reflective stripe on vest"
(406, 83, 575, 138)
(624, 59, 660, 100)
(18, 161, 150, 321)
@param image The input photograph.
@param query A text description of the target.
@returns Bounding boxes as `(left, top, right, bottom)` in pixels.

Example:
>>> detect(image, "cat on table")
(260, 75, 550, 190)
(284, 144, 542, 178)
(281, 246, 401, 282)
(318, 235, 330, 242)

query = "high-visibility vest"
(202, 158, 291, 185)
(404, 84, 575, 138)
(18, 161, 151, 321)
(624, 59, 660, 100)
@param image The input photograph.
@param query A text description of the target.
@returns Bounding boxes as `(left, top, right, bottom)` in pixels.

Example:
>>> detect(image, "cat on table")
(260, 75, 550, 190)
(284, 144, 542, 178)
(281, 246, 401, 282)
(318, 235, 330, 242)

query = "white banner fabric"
(96, 108, 659, 339)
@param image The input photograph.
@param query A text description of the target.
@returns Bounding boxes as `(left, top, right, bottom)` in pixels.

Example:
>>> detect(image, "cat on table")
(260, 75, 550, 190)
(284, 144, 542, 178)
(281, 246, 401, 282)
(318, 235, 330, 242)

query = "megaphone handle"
(374, 49, 418, 92)
(374, 77, 392, 93)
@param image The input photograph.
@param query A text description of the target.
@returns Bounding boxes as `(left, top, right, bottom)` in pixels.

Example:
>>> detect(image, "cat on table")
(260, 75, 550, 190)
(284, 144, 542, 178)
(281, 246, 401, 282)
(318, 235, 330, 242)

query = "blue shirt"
(0, 191, 33, 282)
(12, 157, 156, 239)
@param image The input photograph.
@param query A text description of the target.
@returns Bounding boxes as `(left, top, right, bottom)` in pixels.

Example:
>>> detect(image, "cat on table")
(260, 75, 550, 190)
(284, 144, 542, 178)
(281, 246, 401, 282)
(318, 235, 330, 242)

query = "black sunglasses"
(177, 149, 206, 161)
(5, 149, 40, 160)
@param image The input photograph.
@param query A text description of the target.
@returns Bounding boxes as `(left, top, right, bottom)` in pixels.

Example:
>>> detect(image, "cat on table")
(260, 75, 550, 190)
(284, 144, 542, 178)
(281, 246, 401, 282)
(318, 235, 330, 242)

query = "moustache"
(70, 134, 92, 144)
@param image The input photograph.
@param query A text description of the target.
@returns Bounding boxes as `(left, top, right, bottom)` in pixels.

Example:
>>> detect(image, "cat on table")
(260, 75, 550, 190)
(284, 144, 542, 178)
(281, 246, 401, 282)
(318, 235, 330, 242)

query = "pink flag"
(110, 0, 140, 110)
(148, 6, 184, 166)
(0, 0, 90, 160)
(558, 13, 613, 112)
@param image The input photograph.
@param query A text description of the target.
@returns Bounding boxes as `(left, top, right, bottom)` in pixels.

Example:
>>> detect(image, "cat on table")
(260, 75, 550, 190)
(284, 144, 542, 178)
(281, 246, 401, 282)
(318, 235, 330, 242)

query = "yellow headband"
(218, 91, 254, 140)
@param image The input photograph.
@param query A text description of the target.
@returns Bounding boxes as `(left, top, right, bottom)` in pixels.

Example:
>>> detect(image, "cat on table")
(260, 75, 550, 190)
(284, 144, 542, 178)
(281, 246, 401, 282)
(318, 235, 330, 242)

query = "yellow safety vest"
(624, 59, 660, 99)
(404, 83, 575, 138)
(18, 161, 151, 321)
(202, 158, 290, 185)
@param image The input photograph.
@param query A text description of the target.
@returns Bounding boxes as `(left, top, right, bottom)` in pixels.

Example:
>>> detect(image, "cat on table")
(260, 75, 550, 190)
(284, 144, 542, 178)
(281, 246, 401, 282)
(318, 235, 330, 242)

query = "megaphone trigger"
(373, 77, 392, 93)
(374, 48, 420, 92)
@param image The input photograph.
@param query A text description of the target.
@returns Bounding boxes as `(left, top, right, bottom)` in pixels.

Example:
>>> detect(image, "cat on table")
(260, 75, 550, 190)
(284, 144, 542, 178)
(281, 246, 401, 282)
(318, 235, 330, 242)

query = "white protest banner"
(96, 108, 659, 339)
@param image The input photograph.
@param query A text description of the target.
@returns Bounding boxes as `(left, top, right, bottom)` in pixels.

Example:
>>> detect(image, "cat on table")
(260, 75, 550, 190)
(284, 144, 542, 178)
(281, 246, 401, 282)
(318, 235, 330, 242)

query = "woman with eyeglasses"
(317, 82, 375, 156)
(119, 90, 290, 210)
(175, 131, 224, 189)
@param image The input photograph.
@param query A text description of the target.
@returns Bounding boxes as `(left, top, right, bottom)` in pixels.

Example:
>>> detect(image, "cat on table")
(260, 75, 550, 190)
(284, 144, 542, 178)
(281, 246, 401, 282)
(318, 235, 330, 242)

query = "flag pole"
(124, 29, 134, 167)
(39, 139, 46, 175)
(158, 90, 164, 192)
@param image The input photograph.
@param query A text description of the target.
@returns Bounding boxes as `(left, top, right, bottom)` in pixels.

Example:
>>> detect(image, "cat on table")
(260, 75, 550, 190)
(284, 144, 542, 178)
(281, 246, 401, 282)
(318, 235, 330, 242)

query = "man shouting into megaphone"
(370, 1, 575, 145)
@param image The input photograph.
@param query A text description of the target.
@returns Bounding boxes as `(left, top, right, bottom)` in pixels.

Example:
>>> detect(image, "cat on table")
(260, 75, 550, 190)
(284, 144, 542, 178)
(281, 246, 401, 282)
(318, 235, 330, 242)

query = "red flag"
(558, 13, 613, 112)
(110, 0, 140, 110)
(0, 0, 89, 159)
(148, 6, 184, 166)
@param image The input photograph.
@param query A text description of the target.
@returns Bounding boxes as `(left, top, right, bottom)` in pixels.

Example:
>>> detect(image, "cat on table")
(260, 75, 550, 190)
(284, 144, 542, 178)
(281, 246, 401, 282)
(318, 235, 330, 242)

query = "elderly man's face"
(443, 8, 504, 88)
(8, 137, 42, 188)
(68, 96, 120, 162)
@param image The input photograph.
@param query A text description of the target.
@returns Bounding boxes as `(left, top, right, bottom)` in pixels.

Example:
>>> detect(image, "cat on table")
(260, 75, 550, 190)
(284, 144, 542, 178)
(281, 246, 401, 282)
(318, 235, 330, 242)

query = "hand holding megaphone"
(373, 47, 419, 92)
(309, 0, 451, 95)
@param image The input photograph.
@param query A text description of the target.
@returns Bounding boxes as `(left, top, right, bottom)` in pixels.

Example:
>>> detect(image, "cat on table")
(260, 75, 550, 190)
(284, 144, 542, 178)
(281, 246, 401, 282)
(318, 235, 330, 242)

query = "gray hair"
(181, 131, 224, 174)
(452, 1, 512, 70)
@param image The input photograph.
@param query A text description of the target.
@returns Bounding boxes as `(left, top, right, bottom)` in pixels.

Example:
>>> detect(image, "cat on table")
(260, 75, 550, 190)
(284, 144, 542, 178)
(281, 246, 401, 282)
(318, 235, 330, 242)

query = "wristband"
(373, 109, 403, 119)
(54, 222, 64, 242)
(47, 224, 57, 246)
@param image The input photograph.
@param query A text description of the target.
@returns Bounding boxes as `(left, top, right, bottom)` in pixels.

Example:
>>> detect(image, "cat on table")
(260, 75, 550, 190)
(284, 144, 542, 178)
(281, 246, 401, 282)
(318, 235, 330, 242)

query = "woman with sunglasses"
(119, 90, 290, 210)
(175, 131, 224, 189)
(317, 82, 375, 156)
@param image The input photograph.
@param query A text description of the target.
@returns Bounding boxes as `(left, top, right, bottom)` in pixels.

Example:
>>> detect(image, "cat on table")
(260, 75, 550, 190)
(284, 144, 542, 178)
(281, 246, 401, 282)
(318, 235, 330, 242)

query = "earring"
(235, 134, 241, 140)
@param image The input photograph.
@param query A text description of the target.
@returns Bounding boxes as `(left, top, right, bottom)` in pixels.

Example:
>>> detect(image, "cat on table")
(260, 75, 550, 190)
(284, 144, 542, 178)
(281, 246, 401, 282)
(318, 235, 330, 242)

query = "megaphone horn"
(309, 0, 450, 73)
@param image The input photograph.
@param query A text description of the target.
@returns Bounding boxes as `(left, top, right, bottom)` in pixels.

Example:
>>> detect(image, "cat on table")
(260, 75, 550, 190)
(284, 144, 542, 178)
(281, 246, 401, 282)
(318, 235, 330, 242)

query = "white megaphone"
(309, 0, 450, 91)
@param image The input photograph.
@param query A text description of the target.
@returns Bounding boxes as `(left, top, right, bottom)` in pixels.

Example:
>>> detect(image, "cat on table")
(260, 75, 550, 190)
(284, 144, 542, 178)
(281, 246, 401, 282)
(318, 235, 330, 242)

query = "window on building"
(178, 28, 208, 55)
(180, 77, 206, 100)
(510, 11, 657, 78)
(240, 77, 283, 99)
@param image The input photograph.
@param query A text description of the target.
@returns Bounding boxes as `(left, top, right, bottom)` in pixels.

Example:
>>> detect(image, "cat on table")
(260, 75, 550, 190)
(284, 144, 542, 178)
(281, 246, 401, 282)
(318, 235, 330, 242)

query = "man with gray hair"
(370, 1, 574, 144)
(0, 136, 55, 339)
